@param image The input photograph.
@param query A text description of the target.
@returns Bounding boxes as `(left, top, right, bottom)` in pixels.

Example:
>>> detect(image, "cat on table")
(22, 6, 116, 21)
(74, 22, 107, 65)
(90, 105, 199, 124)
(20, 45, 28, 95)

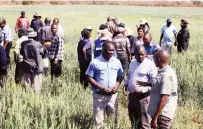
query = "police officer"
(176, 19, 190, 53)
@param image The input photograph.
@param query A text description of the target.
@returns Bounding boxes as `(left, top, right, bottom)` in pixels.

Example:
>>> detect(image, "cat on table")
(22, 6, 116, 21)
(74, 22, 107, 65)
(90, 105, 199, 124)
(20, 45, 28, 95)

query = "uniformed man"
(176, 19, 190, 53)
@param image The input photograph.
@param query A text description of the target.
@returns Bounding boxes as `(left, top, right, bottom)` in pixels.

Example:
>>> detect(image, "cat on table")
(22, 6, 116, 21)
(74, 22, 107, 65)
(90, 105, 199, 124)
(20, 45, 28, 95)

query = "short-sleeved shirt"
(161, 25, 177, 44)
(113, 34, 130, 57)
(130, 36, 144, 54)
(0, 25, 13, 43)
(148, 66, 178, 119)
(77, 39, 92, 61)
(126, 58, 157, 93)
(86, 55, 123, 92)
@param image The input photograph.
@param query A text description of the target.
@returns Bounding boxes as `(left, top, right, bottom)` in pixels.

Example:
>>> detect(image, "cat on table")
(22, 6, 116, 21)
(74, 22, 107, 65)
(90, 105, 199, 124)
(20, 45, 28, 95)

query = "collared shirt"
(49, 33, 64, 61)
(126, 58, 157, 93)
(177, 27, 190, 45)
(161, 25, 177, 44)
(130, 36, 144, 54)
(0, 25, 13, 43)
(113, 34, 130, 57)
(86, 55, 123, 92)
(147, 66, 178, 119)
(20, 39, 44, 74)
(15, 16, 30, 30)
(41, 25, 52, 44)
(14, 36, 28, 62)
(0, 45, 7, 75)
(77, 39, 92, 61)
(31, 19, 43, 32)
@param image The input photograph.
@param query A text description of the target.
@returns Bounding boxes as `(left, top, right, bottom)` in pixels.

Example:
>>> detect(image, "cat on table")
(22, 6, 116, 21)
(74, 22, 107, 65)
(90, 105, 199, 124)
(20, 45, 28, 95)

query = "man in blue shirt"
(77, 29, 92, 89)
(0, 34, 7, 87)
(86, 41, 123, 129)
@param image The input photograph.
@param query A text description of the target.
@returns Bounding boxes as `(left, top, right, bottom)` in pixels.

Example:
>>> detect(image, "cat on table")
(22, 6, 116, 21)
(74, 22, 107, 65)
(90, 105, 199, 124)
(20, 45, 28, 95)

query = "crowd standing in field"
(0, 11, 191, 129)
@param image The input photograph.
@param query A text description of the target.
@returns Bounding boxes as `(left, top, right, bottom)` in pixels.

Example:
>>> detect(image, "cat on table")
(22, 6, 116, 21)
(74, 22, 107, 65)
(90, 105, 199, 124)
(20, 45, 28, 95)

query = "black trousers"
(5, 42, 12, 66)
(50, 60, 62, 80)
(177, 43, 188, 53)
(79, 60, 91, 89)
(15, 62, 24, 84)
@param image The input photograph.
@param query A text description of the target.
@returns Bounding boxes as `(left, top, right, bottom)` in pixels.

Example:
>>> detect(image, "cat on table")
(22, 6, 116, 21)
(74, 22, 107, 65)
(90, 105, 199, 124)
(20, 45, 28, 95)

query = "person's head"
(154, 49, 169, 68)
(166, 18, 172, 27)
(33, 13, 41, 19)
(53, 18, 59, 25)
(21, 11, 25, 18)
(102, 41, 115, 60)
(0, 18, 6, 29)
(113, 18, 119, 25)
(44, 17, 51, 25)
(107, 16, 113, 22)
(135, 45, 146, 63)
(27, 28, 37, 40)
(82, 29, 91, 39)
(119, 22, 125, 28)
(18, 27, 27, 38)
(51, 23, 58, 35)
(99, 24, 108, 30)
(137, 27, 144, 38)
(180, 19, 189, 28)
(143, 32, 152, 45)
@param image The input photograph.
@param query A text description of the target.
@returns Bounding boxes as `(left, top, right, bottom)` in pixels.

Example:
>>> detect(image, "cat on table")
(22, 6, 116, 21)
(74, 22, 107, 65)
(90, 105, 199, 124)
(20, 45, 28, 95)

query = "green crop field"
(0, 5, 203, 129)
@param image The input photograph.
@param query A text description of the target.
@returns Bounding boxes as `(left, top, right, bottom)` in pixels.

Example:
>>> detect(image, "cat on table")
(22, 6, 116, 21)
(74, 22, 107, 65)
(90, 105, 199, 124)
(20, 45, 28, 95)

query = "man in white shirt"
(159, 18, 177, 54)
(14, 27, 28, 84)
(124, 45, 157, 129)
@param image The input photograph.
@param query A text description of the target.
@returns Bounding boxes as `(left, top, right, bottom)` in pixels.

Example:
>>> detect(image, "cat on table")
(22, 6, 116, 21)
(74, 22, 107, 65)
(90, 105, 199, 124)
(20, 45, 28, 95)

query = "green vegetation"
(0, 5, 203, 129)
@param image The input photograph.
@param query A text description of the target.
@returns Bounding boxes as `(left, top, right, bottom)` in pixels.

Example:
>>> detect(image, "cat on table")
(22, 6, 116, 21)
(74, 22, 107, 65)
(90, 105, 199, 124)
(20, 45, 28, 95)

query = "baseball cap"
(166, 18, 172, 23)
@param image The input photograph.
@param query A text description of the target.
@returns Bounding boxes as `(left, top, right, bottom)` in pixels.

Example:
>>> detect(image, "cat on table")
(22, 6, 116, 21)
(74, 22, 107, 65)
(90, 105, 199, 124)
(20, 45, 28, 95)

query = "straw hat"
(139, 19, 148, 25)
(97, 29, 113, 41)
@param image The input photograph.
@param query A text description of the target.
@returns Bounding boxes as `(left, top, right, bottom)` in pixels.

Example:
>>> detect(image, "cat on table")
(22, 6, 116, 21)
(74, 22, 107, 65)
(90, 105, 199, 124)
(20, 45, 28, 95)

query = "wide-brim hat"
(33, 13, 41, 18)
(98, 29, 113, 41)
(27, 28, 37, 38)
(84, 26, 92, 30)
(139, 19, 148, 25)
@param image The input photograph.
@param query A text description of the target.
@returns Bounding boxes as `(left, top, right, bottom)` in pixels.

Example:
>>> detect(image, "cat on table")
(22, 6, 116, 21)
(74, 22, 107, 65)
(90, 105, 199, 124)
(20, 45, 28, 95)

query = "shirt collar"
(158, 65, 170, 73)
(100, 55, 114, 62)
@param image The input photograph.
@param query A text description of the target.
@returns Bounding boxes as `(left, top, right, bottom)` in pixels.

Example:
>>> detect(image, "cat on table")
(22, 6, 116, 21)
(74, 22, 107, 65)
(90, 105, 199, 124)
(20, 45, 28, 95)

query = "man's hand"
(101, 87, 111, 93)
(151, 117, 158, 129)
(110, 85, 119, 93)
(123, 84, 128, 96)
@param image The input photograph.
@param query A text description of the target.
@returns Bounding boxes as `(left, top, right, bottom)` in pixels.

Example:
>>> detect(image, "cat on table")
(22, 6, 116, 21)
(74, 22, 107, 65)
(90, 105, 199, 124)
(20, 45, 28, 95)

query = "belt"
(129, 92, 149, 98)
(95, 91, 117, 96)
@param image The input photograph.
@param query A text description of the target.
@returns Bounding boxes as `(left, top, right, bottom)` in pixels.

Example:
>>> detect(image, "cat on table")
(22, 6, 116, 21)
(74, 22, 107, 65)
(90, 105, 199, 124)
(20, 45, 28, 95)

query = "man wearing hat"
(20, 28, 45, 93)
(159, 18, 177, 54)
(138, 19, 150, 33)
(15, 11, 30, 32)
(31, 13, 43, 32)
(0, 18, 13, 67)
(14, 27, 28, 84)
(77, 29, 92, 89)
(0, 32, 7, 88)
(176, 19, 190, 53)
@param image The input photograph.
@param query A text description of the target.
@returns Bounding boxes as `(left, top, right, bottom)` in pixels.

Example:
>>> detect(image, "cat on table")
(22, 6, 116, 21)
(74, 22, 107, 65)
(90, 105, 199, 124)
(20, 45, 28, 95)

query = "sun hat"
(84, 26, 92, 30)
(27, 28, 37, 38)
(97, 29, 113, 41)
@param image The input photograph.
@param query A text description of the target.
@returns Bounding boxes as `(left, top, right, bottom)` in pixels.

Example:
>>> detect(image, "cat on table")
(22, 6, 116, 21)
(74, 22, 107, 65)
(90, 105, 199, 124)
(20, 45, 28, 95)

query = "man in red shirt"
(15, 11, 30, 32)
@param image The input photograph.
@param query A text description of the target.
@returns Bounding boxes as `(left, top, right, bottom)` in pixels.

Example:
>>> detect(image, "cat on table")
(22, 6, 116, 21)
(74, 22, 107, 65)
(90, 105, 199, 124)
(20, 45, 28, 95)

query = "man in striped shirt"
(0, 18, 13, 66)
(49, 23, 64, 81)
(15, 11, 30, 32)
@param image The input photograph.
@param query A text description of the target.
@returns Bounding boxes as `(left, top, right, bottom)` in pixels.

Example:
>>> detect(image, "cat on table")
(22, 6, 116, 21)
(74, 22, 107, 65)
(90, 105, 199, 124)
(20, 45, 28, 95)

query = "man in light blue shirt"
(86, 41, 123, 129)
(159, 18, 177, 54)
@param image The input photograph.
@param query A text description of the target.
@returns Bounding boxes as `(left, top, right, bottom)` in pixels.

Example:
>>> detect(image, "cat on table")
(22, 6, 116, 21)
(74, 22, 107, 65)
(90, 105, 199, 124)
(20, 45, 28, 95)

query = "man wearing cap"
(14, 27, 28, 84)
(112, 27, 131, 81)
(0, 18, 13, 67)
(31, 13, 43, 32)
(0, 32, 7, 87)
(176, 19, 190, 53)
(159, 18, 177, 54)
(20, 28, 45, 93)
(49, 23, 64, 81)
(15, 11, 30, 32)
(138, 19, 150, 33)
(77, 29, 92, 89)
(86, 41, 123, 129)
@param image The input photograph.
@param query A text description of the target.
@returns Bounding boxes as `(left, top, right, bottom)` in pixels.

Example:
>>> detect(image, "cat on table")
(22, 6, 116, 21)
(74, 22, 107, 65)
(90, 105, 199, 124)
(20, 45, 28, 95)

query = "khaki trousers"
(93, 92, 118, 129)
(24, 73, 42, 94)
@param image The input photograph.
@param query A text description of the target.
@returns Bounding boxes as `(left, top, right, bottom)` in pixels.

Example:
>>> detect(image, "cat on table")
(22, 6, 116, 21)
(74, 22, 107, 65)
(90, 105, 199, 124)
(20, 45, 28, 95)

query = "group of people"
(78, 16, 190, 129)
(0, 11, 64, 93)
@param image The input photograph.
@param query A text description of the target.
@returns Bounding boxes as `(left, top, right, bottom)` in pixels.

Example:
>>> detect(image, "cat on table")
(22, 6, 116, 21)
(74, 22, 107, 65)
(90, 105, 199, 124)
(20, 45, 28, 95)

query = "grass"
(0, 5, 203, 129)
